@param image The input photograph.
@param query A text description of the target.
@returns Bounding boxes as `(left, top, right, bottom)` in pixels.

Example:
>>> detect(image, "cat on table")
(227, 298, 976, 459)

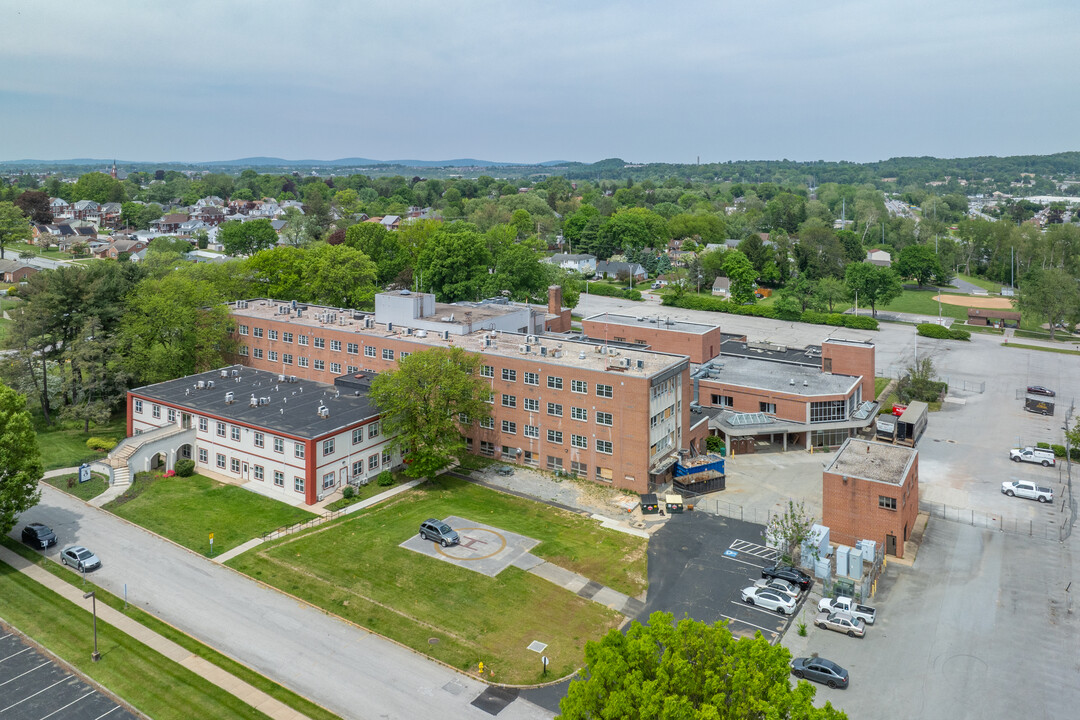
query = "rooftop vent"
(317, 405, 330, 418)
(224, 391, 235, 404)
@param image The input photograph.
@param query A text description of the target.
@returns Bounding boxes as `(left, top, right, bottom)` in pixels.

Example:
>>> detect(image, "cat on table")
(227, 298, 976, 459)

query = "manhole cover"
(429, 637, 439, 645)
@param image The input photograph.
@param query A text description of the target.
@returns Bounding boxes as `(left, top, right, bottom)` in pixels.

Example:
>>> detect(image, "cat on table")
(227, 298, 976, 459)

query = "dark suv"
(419, 519, 460, 547)
(761, 563, 812, 591)
(22, 522, 57, 549)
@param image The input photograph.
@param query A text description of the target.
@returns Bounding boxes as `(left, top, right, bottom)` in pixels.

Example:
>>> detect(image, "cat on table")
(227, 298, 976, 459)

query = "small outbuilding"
(967, 308, 1020, 327)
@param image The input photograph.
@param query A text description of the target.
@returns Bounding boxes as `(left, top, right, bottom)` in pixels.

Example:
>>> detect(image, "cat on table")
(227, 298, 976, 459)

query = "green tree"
(0, 201, 32, 259)
(602, 208, 670, 255)
(301, 244, 378, 309)
(723, 249, 757, 305)
(844, 262, 902, 318)
(0, 382, 43, 536)
(781, 276, 819, 312)
(60, 317, 129, 432)
(244, 246, 306, 300)
(1018, 268, 1078, 341)
(817, 276, 848, 312)
(369, 347, 491, 478)
(896, 244, 943, 287)
(148, 236, 192, 255)
(416, 226, 490, 302)
(765, 500, 816, 563)
(14, 190, 53, 224)
(345, 222, 409, 286)
(558, 611, 846, 720)
(218, 219, 278, 256)
(70, 172, 126, 204)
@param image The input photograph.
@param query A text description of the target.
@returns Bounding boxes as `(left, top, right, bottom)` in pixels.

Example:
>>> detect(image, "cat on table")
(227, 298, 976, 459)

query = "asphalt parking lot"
(639, 512, 809, 641)
(0, 622, 136, 720)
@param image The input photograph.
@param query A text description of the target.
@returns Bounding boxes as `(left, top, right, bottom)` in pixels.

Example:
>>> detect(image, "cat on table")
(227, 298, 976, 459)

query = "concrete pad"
(510, 553, 546, 571)
(527, 561, 589, 592)
(591, 586, 631, 611)
(399, 515, 540, 577)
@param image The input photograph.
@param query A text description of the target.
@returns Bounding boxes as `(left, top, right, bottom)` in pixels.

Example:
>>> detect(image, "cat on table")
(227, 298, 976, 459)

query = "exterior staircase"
(102, 425, 193, 487)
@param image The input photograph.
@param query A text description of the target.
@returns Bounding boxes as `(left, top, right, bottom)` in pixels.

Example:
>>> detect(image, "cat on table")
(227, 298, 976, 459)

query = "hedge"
(586, 284, 643, 301)
(662, 295, 878, 330)
(916, 323, 971, 341)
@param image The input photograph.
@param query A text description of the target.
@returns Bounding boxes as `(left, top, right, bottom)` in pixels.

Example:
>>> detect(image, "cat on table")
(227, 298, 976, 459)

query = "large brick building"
(581, 313, 727, 364)
(822, 438, 919, 558)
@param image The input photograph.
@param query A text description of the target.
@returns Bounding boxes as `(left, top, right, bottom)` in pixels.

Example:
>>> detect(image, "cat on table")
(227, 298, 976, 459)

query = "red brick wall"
(697, 378, 852, 424)
(822, 341, 875, 401)
(821, 458, 919, 558)
(582, 319, 723, 364)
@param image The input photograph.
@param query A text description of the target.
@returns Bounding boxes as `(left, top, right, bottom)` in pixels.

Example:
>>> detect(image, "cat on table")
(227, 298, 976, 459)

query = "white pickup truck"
(1009, 447, 1055, 467)
(817, 596, 876, 625)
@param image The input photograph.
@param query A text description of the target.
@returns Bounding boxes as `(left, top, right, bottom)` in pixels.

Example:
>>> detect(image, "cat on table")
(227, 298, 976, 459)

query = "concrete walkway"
(41, 466, 127, 507)
(514, 554, 645, 618)
(0, 544, 315, 720)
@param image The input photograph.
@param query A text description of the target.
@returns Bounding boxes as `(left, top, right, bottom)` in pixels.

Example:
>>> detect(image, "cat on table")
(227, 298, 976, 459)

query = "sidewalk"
(0, 544, 314, 720)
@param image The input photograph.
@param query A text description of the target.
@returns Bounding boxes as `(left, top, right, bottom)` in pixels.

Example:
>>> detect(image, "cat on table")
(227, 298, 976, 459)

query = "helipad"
(400, 515, 541, 577)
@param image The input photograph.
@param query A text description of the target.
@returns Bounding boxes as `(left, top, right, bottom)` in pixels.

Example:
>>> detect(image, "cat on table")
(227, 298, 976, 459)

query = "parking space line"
(0, 677, 67, 713)
(93, 706, 123, 720)
(0, 632, 12, 641)
(40, 690, 98, 720)
(730, 600, 796, 621)
(0, 646, 32, 663)
(719, 614, 779, 635)
(722, 554, 768, 570)
(0, 660, 50, 687)
(729, 540, 779, 559)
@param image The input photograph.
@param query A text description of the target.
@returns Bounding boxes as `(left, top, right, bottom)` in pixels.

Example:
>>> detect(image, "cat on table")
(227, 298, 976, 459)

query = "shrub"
(917, 323, 951, 339)
(622, 289, 642, 301)
(1051, 444, 1066, 457)
(824, 313, 846, 326)
(1071, 447, 1080, 462)
(1036, 442, 1051, 449)
(663, 295, 878, 330)
(174, 459, 195, 477)
(842, 314, 879, 330)
(948, 328, 971, 340)
(342, 485, 356, 499)
(86, 436, 118, 452)
(705, 436, 725, 453)
(377, 470, 395, 486)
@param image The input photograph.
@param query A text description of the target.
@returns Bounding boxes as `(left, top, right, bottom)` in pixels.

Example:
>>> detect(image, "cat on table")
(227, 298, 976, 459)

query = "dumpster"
(640, 494, 660, 515)
(665, 494, 684, 514)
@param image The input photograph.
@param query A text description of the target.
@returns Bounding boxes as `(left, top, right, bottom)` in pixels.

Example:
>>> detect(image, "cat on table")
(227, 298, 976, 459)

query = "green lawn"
(324, 475, 400, 511)
(35, 417, 127, 470)
(874, 376, 892, 398)
(43, 471, 110, 501)
(105, 474, 317, 555)
(879, 289, 973, 321)
(953, 273, 1002, 293)
(1, 538, 340, 720)
(7, 242, 70, 260)
(1003, 342, 1080, 356)
(227, 475, 643, 684)
(0, 560, 271, 720)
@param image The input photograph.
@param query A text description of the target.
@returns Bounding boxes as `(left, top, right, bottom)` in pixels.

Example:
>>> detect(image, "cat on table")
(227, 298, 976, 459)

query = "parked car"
(818, 596, 876, 625)
(418, 519, 460, 547)
(1001, 480, 1054, 503)
(1026, 385, 1055, 397)
(761, 563, 813, 591)
(815, 611, 866, 638)
(21, 522, 57, 549)
(740, 586, 798, 615)
(791, 656, 849, 689)
(753, 577, 801, 600)
(60, 546, 101, 572)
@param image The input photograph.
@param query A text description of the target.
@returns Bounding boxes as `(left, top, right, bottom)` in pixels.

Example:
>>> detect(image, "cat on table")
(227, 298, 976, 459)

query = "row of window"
(482, 366, 613, 397)
(493, 420, 614, 453)
(238, 326, 413, 363)
(482, 398, 615, 424)
(196, 447, 394, 492)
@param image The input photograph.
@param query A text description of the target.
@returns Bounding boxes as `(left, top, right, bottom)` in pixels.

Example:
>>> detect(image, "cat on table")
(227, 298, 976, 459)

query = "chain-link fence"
(918, 500, 1068, 542)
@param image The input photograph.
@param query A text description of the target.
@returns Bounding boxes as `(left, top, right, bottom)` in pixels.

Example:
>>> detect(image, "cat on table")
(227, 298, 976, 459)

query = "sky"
(1, 0, 1077, 165)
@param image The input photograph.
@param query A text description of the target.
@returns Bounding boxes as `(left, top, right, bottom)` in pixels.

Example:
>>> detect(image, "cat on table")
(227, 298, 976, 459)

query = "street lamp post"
(83, 591, 100, 662)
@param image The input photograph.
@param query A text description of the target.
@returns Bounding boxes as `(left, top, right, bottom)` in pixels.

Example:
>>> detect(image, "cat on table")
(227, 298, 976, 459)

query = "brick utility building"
(127, 365, 397, 506)
(227, 290, 693, 493)
(822, 438, 919, 558)
(581, 313, 728, 364)
(691, 337, 878, 453)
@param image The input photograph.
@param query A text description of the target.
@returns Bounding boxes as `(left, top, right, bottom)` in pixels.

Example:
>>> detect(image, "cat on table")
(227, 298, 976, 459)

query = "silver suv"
(419, 519, 460, 547)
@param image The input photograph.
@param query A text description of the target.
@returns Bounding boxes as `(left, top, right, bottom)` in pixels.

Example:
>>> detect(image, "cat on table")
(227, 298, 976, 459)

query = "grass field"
(874, 376, 892, 398)
(0, 560, 272, 720)
(43, 471, 110, 501)
(35, 416, 127, 470)
(953, 273, 1002, 293)
(880, 289, 971, 320)
(1, 538, 340, 720)
(6, 242, 70, 260)
(105, 474, 316, 555)
(227, 475, 643, 683)
(1003, 342, 1080, 356)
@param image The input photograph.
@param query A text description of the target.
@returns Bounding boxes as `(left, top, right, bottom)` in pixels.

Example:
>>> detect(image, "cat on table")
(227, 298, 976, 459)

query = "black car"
(761, 563, 812, 591)
(21, 522, 57, 549)
(791, 656, 849, 689)
(1027, 385, 1055, 397)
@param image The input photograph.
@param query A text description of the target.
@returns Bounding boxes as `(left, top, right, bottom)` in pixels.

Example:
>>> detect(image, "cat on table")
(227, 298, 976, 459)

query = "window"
(570, 461, 588, 477)
(231, 458, 240, 473)
(274, 471, 285, 487)
(239, 345, 249, 356)
(298, 357, 309, 368)
(268, 329, 278, 340)
(282, 353, 292, 365)
(524, 372, 539, 386)
(547, 402, 563, 417)
(502, 368, 517, 382)
(480, 441, 496, 457)
(198, 448, 208, 463)
(810, 400, 846, 423)
(238, 324, 249, 336)
(323, 472, 336, 490)
(253, 327, 263, 338)
(571, 434, 588, 449)
(382, 348, 394, 360)
(502, 394, 516, 408)
(760, 402, 777, 415)
(347, 365, 359, 374)
(352, 427, 365, 444)
(347, 342, 359, 354)
(294, 443, 305, 459)
(524, 450, 538, 466)
(369, 422, 380, 438)
(547, 376, 563, 390)
(216, 422, 226, 437)
(134, 399, 143, 413)
(294, 477, 305, 493)
(152, 404, 161, 419)
(571, 407, 587, 421)
(167, 408, 176, 423)
(268, 351, 278, 362)
(501, 445, 515, 457)
(382, 449, 391, 466)
(216, 453, 226, 468)
(399, 352, 409, 360)
(314, 359, 325, 371)
(595, 466, 613, 482)
(330, 362, 341, 374)
(481, 365, 494, 378)
(230, 425, 240, 441)
(322, 438, 335, 455)
(198, 417, 208, 432)
(547, 429, 563, 444)
(480, 417, 495, 429)
(524, 425, 539, 439)
(523, 398, 539, 412)
(273, 437, 284, 453)
(298, 335, 308, 346)
(251, 431, 264, 449)
(571, 380, 587, 394)
(458, 413, 470, 425)
(547, 456, 563, 470)
(486, 392, 495, 404)
(879, 496, 897, 511)
(711, 394, 733, 408)
(314, 337, 325, 349)
(352, 460, 364, 478)
(364, 345, 376, 357)
(502, 420, 517, 434)
(253, 348, 264, 359)
(596, 384, 613, 398)
(330, 340, 341, 352)
(282, 332, 293, 343)
(368, 453, 381, 472)
(597, 440, 613, 454)
(596, 411, 613, 426)
(254, 465, 264, 481)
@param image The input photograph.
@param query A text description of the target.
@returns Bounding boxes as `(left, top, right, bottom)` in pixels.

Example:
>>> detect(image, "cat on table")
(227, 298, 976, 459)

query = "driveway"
(9, 485, 553, 720)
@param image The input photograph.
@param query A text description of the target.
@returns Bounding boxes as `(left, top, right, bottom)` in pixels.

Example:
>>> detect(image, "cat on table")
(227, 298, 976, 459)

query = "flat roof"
(695, 356, 857, 397)
(584, 313, 720, 335)
(130, 365, 379, 439)
(826, 438, 916, 485)
(719, 339, 822, 367)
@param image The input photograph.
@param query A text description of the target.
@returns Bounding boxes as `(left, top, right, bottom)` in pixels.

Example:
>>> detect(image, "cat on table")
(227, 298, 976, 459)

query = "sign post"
(209, 532, 214, 557)
(541, 656, 549, 675)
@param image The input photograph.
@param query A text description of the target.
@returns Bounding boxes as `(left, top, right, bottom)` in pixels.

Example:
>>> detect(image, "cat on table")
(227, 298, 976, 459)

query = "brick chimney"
(547, 285, 563, 315)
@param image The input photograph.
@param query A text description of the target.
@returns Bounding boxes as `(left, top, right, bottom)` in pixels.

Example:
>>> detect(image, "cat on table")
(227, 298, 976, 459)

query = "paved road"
(8, 486, 553, 720)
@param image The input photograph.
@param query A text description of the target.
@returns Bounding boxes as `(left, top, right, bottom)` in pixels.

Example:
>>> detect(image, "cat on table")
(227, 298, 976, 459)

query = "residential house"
(193, 205, 227, 226)
(49, 197, 71, 219)
(100, 202, 123, 229)
(866, 249, 892, 267)
(594, 260, 647, 282)
(380, 215, 401, 231)
(179, 219, 210, 236)
(72, 200, 100, 222)
(544, 253, 597, 275)
(154, 213, 190, 234)
(194, 196, 225, 208)
(0, 259, 39, 283)
(711, 277, 730, 297)
(106, 238, 148, 259)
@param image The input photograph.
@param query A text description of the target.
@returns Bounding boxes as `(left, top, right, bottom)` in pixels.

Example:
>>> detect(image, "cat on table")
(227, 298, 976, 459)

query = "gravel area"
(470, 463, 647, 521)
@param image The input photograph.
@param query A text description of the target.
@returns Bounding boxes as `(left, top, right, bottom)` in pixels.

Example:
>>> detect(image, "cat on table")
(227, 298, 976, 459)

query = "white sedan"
(753, 577, 801, 600)
(741, 586, 798, 615)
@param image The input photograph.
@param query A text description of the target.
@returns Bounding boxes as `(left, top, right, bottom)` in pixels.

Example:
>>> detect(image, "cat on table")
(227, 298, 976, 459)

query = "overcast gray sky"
(1, 0, 1075, 164)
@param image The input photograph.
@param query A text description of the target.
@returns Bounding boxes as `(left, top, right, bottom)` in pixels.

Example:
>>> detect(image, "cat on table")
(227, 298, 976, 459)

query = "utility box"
(836, 545, 851, 578)
(640, 494, 659, 515)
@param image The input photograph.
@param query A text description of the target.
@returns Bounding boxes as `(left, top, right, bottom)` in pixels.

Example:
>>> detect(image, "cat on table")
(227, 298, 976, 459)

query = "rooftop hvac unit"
(623, 357, 632, 368)
(278, 374, 286, 382)
(296, 310, 303, 318)
(220, 369, 229, 378)
(803, 380, 808, 387)
(365, 317, 373, 328)
(519, 344, 529, 353)
(553, 350, 562, 358)
(579, 351, 586, 360)
(317, 405, 329, 418)
(540, 346, 547, 356)
(405, 328, 413, 335)
(231, 368, 240, 377)
(442, 330, 450, 340)
(197, 380, 206, 389)
(289, 375, 297, 383)
(415, 329, 427, 337)
(249, 395, 258, 407)
(261, 396, 270, 405)
(387, 322, 394, 332)
(206, 380, 215, 388)
(789, 379, 795, 386)
(636, 359, 644, 369)
(224, 391, 235, 403)
(527, 335, 536, 344)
